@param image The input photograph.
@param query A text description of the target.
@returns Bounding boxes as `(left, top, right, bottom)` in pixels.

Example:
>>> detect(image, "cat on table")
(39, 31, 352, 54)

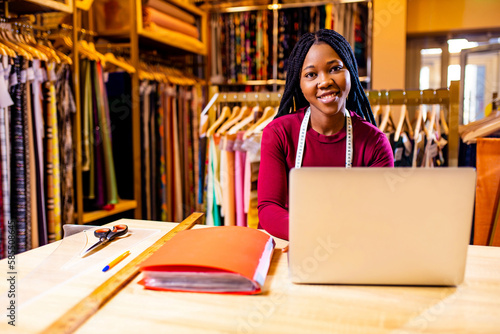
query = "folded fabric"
(143, 6, 199, 40)
(144, 23, 205, 54)
(147, 0, 196, 25)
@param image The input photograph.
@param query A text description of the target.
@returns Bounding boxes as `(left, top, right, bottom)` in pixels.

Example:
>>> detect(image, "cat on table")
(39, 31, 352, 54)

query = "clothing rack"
(367, 81, 460, 167)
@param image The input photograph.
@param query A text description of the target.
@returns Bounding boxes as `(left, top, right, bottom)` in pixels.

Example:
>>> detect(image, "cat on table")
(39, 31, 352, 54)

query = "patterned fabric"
(158, 84, 167, 221)
(56, 64, 76, 225)
(10, 56, 27, 252)
(0, 60, 14, 257)
(44, 62, 62, 242)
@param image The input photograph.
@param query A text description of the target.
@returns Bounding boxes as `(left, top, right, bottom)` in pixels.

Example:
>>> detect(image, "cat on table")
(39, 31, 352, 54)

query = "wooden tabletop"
(1, 219, 500, 333)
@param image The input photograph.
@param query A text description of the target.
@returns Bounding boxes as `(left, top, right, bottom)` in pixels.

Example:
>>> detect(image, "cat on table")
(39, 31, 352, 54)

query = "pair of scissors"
(83, 224, 129, 255)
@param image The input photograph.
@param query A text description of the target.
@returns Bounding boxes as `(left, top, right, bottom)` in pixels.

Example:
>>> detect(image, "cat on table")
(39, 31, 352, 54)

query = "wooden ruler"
(42, 212, 204, 334)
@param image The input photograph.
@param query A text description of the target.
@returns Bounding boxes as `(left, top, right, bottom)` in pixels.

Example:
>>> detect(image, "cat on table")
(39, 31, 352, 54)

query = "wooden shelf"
(138, 28, 207, 56)
(6, 0, 73, 14)
(81, 199, 137, 224)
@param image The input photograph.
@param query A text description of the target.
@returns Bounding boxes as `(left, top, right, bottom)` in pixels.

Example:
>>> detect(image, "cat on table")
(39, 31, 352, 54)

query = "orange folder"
(139, 226, 275, 294)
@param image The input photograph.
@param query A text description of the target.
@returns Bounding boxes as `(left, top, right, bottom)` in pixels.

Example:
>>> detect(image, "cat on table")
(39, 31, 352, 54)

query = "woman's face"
(299, 42, 351, 118)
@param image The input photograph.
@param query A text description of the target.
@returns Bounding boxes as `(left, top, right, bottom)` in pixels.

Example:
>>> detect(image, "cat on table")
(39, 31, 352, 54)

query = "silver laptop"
(288, 167, 476, 286)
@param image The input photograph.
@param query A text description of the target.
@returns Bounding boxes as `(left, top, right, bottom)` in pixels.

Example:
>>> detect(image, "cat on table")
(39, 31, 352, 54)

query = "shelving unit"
(81, 199, 137, 224)
(4, 0, 73, 14)
(206, 0, 372, 91)
(76, 0, 207, 222)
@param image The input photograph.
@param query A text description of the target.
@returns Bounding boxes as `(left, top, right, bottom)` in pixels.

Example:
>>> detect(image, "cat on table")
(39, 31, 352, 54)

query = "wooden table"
(1, 219, 500, 333)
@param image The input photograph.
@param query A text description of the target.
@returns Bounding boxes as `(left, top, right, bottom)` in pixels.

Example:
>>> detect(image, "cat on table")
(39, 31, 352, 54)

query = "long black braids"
(275, 29, 375, 126)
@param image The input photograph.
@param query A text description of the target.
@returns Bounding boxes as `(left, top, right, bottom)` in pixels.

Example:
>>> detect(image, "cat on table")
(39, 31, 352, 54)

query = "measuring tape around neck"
(295, 107, 353, 169)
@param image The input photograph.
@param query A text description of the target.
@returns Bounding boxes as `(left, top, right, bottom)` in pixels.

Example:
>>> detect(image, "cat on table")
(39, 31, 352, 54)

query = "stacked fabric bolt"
(143, 0, 200, 43)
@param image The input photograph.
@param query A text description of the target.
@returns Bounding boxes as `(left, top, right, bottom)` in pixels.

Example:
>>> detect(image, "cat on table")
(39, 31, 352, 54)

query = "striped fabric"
(10, 57, 27, 252)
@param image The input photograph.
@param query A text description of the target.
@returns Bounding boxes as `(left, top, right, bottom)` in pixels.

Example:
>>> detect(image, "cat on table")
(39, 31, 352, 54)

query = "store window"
(407, 34, 500, 124)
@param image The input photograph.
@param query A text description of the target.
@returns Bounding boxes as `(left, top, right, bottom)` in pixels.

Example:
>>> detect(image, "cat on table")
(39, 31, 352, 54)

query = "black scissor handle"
(106, 224, 128, 240)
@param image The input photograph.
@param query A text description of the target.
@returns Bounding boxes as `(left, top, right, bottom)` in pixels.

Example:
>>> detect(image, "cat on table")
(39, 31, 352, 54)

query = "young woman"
(258, 29, 394, 240)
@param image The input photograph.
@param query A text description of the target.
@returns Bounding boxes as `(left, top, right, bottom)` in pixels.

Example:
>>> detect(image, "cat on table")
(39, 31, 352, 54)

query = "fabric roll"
(147, 0, 196, 24)
(143, 7, 199, 39)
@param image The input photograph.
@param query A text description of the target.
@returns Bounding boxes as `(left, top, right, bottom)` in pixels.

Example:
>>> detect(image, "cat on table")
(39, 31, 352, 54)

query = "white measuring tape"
(295, 107, 353, 168)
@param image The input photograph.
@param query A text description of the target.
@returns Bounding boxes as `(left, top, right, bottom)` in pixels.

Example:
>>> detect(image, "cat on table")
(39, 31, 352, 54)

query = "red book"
(139, 226, 276, 294)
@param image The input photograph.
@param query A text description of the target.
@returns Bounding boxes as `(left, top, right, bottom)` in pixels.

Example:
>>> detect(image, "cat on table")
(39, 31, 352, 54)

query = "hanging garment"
(242, 133, 262, 229)
(0, 60, 14, 257)
(141, 81, 152, 220)
(158, 84, 167, 221)
(104, 71, 134, 207)
(81, 59, 95, 200)
(149, 83, 159, 220)
(389, 132, 413, 167)
(92, 73, 106, 209)
(234, 131, 247, 227)
(31, 59, 47, 246)
(220, 134, 237, 226)
(94, 62, 119, 206)
(11, 57, 28, 251)
(56, 64, 76, 226)
(45, 62, 63, 241)
(25, 66, 35, 249)
(171, 88, 183, 221)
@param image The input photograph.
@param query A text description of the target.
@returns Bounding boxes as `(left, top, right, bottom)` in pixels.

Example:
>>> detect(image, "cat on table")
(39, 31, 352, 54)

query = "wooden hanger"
(216, 105, 240, 135)
(0, 28, 32, 60)
(462, 113, 500, 144)
(11, 26, 47, 61)
(424, 106, 437, 141)
(254, 107, 278, 133)
(216, 105, 252, 135)
(412, 106, 424, 141)
(438, 104, 449, 136)
(227, 105, 261, 135)
(243, 106, 276, 139)
(206, 106, 232, 137)
(378, 105, 392, 133)
(104, 53, 136, 73)
(392, 105, 407, 142)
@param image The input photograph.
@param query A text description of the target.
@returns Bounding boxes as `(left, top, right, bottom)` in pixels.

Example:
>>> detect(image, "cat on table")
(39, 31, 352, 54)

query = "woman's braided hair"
(276, 29, 375, 125)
